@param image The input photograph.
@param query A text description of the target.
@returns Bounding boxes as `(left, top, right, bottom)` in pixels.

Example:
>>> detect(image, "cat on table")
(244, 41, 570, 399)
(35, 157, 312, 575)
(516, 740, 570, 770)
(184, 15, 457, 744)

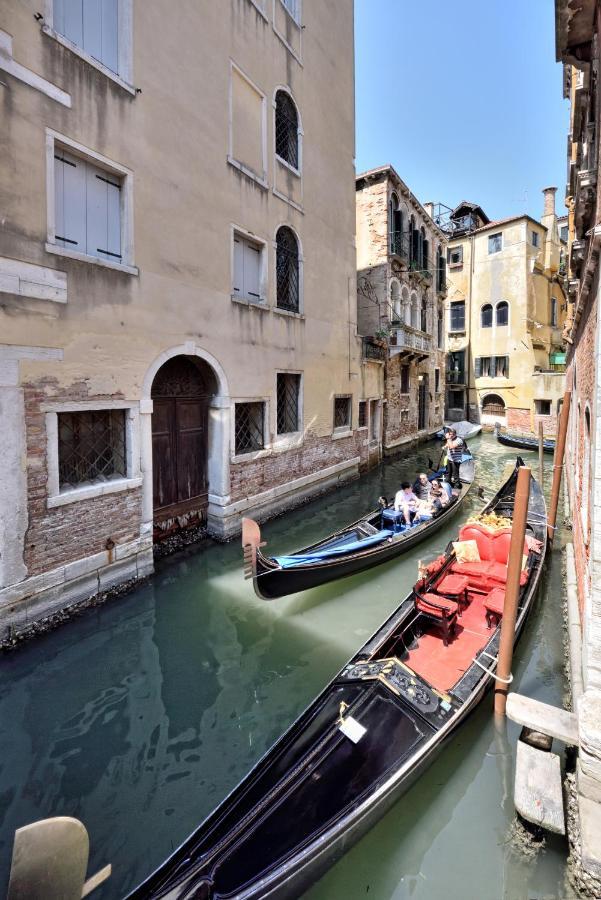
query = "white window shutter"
(83, 0, 103, 63)
(106, 180, 121, 259)
(85, 162, 108, 259)
(244, 241, 261, 298)
(56, 0, 84, 48)
(54, 155, 65, 245)
(56, 150, 86, 250)
(233, 237, 244, 295)
(101, 0, 119, 73)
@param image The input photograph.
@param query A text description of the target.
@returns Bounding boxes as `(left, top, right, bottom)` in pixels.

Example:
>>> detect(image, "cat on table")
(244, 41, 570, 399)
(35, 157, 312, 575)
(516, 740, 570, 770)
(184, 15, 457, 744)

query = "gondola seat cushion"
(416, 593, 458, 618)
(484, 588, 506, 616)
(458, 524, 528, 565)
(436, 574, 470, 597)
(450, 559, 528, 590)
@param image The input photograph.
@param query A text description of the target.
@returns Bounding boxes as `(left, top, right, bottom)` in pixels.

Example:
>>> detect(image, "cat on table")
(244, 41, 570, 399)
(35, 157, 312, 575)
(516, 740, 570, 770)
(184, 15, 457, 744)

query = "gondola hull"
(245, 458, 475, 600)
(129, 459, 546, 900)
(495, 423, 555, 454)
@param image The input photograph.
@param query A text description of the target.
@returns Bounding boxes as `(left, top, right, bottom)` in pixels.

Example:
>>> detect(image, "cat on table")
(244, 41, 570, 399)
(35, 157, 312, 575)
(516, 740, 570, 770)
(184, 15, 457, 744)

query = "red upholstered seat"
(437, 574, 470, 595)
(450, 560, 528, 590)
(416, 593, 458, 618)
(484, 587, 507, 628)
(457, 523, 528, 565)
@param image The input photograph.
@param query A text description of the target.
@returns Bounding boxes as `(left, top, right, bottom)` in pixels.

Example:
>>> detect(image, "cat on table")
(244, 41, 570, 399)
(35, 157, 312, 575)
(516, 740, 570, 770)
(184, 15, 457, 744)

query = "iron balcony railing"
(389, 230, 410, 261)
(362, 337, 387, 362)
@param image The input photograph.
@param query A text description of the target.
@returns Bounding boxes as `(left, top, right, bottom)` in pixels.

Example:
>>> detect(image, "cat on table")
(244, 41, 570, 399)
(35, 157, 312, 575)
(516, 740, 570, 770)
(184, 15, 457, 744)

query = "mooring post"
(494, 465, 532, 716)
(538, 421, 544, 488)
(547, 390, 571, 543)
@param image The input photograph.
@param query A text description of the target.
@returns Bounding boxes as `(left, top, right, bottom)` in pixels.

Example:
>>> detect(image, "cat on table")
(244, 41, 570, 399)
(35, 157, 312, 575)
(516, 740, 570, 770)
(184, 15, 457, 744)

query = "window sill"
(332, 429, 352, 441)
(275, 154, 301, 179)
(231, 294, 269, 310)
(448, 262, 463, 269)
(246, 0, 269, 21)
(231, 448, 270, 463)
(273, 306, 304, 320)
(272, 432, 303, 452)
(272, 187, 304, 213)
(45, 243, 139, 276)
(48, 476, 142, 508)
(42, 26, 136, 95)
(448, 329, 466, 335)
(227, 156, 268, 190)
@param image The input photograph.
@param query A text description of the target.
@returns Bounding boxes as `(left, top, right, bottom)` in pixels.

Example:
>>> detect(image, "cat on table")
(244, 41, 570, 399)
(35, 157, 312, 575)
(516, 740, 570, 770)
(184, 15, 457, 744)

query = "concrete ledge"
(580, 793, 601, 878)
(506, 693, 579, 745)
(515, 740, 565, 834)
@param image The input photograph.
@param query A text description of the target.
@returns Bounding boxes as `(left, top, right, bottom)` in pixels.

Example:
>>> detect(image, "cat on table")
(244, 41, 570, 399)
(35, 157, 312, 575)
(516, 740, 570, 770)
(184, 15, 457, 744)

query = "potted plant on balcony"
(373, 326, 390, 347)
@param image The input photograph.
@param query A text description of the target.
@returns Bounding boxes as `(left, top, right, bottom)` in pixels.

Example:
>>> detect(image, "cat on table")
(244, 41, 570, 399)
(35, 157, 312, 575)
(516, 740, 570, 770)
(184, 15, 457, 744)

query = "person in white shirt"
(394, 482, 419, 525)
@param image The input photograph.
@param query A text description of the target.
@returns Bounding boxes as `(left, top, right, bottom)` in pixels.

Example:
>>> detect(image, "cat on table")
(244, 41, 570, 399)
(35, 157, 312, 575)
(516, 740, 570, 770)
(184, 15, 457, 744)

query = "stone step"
(515, 740, 565, 834)
(507, 693, 578, 745)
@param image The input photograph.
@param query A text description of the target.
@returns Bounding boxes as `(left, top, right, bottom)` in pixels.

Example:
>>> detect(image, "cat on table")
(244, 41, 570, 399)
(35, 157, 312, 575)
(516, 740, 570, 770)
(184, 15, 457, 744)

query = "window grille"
(400, 365, 410, 394)
(276, 226, 300, 311)
(58, 409, 126, 490)
(277, 373, 300, 434)
(449, 301, 465, 331)
(358, 400, 367, 428)
(481, 304, 493, 327)
(482, 395, 506, 416)
(333, 396, 351, 430)
(235, 402, 265, 453)
(496, 301, 509, 326)
(275, 91, 299, 169)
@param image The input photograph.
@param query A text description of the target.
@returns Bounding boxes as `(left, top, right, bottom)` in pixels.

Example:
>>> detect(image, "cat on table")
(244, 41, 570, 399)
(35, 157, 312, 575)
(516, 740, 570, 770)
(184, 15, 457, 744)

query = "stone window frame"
(273, 223, 304, 317)
(332, 394, 352, 438)
(45, 128, 138, 275)
(41, 0, 135, 95)
(273, 370, 304, 451)
(273, 85, 303, 179)
(228, 60, 269, 190)
(230, 223, 269, 308)
(231, 397, 270, 463)
(272, 0, 303, 64)
(44, 400, 142, 508)
(488, 232, 503, 255)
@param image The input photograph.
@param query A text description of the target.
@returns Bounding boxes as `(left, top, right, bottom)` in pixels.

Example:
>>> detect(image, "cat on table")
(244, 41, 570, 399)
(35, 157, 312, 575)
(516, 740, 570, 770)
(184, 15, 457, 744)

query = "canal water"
(0, 433, 574, 899)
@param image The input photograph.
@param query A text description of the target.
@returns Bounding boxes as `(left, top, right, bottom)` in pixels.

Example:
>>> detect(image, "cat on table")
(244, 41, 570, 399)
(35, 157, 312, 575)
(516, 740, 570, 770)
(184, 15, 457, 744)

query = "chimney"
(423, 202, 434, 219)
(542, 186, 557, 217)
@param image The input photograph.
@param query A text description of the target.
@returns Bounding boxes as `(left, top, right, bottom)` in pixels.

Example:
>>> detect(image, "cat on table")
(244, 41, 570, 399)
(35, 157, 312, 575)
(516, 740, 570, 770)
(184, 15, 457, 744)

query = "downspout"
(466, 231, 475, 419)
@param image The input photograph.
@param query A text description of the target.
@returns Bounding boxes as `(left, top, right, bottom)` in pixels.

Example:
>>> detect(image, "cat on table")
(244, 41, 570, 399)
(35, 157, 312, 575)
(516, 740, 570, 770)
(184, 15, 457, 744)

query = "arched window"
(275, 90, 299, 170)
(276, 226, 300, 311)
(390, 279, 401, 322)
(389, 193, 403, 256)
(496, 301, 509, 326)
(437, 244, 446, 293)
(410, 216, 418, 265)
(420, 226, 426, 270)
(482, 394, 506, 418)
(481, 304, 493, 327)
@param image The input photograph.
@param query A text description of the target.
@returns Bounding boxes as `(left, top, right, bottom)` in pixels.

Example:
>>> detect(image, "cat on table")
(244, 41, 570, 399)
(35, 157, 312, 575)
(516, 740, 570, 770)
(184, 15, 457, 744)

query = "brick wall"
(23, 378, 142, 576)
(506, 407, 530, 432)
(229, 430, 358, 501)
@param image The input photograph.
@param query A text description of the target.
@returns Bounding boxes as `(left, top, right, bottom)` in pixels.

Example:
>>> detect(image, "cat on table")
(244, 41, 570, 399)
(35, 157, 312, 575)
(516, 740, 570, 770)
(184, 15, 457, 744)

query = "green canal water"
(0, 433, 574, 899)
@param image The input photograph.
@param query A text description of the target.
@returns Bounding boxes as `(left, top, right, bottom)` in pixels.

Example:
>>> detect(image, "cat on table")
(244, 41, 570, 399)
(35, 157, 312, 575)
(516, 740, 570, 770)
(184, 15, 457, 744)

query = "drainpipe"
(466, 231, 475, 420)
(565, 468, 584, 709)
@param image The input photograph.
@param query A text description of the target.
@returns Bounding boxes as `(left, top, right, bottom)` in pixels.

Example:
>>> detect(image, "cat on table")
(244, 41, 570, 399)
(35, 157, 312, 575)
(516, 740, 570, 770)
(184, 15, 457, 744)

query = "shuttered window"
(233, 233, 262, 301)
(54, 149, 122, 263)
(475, 356, 509, 378)
(54, 0, 119, 74)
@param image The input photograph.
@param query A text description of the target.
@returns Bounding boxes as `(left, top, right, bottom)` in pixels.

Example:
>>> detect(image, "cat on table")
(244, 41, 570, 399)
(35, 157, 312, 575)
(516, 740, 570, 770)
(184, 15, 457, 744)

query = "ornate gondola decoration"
(242, 455, 475, 600)
(128, 457, 546, 900)
(494, 422, 555, 454)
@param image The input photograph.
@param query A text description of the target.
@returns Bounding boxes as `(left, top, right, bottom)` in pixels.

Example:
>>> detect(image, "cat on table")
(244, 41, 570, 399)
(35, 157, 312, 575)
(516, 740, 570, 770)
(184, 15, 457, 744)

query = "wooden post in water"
(494, 465, 531, 717)
(538, 421, 544, 488)
(547, 390, 571, 543)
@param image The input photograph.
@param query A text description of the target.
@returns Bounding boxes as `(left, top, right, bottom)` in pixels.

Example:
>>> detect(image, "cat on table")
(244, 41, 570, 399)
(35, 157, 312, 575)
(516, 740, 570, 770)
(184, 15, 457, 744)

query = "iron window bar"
(235, 402, 265, 454)
(276, 227, 300, 312)
(58, 410, 126, 489)
(277, 374, 300, 434)
(275, 91, 299, 170)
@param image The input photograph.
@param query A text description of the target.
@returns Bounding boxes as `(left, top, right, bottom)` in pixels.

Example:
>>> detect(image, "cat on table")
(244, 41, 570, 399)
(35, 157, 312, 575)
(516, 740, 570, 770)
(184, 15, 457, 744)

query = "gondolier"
(445, 428, 466, 488)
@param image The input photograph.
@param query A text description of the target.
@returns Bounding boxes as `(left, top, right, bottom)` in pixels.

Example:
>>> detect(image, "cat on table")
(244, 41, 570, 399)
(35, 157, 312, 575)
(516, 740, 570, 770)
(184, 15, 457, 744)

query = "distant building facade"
(0, 1, 361, 638)
(356, 166, 447, 455)
(444, 192, 566, 432)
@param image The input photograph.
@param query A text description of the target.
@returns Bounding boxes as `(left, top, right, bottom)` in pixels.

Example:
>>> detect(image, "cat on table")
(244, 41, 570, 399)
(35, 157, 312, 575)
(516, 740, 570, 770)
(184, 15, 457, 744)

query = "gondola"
(128, 458, 546, 900)
(435, 420, 482, 440)
(494, 422, 555, 454)
(242, 453, 475, 600)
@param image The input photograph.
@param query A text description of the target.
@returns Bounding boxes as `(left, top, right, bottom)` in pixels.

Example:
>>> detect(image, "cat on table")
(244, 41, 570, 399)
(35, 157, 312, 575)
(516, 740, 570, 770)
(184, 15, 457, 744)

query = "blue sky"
(354, 0, 569, 223)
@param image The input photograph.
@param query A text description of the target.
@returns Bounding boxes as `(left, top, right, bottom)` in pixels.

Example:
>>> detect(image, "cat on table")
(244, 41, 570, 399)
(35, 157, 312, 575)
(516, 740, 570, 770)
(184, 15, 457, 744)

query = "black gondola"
(494, 422, 555, 454)
(242, 454, 475, 600)
(128, 458, 546, 900)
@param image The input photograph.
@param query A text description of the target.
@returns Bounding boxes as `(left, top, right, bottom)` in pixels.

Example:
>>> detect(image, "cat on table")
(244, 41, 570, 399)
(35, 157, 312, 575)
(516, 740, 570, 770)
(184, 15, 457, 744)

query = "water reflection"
(0, 435, 571, 898)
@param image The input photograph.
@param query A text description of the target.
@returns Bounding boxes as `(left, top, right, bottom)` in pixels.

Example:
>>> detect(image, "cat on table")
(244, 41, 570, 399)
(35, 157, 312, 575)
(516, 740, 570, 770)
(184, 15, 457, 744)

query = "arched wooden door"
(151, 357, 215, 530)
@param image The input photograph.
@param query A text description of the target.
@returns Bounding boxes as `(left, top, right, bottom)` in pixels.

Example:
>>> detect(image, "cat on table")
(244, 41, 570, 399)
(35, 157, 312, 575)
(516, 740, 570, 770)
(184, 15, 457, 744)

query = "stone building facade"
(444, 193, 566, 432)
(0, 0, 362, 638)
(356, 166, 447, 455)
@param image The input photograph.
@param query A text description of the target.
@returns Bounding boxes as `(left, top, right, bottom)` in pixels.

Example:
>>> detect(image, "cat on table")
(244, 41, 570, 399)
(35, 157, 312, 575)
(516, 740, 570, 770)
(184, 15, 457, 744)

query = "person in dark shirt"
(412, 472, 432, 501)
(445, 428, 466, 488)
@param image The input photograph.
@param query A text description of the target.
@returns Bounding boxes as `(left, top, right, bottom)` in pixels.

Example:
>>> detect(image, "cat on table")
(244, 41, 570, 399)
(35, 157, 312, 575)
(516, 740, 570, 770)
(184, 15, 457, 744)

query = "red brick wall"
(23, 378, 142, 576)
(383, 356, 417, 446)
(506, 407, 530, 432)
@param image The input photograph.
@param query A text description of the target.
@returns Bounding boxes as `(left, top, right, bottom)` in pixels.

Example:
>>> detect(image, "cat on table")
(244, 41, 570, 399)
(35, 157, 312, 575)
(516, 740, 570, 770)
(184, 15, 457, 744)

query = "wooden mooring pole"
(494, 465, 532, 716)
(547, 390, 571, 544)
(538, 421, 544, 488)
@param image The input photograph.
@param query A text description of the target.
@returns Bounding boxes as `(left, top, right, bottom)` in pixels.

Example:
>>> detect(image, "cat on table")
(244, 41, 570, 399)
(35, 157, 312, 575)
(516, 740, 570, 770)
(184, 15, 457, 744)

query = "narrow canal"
(0, 433, 573, 899)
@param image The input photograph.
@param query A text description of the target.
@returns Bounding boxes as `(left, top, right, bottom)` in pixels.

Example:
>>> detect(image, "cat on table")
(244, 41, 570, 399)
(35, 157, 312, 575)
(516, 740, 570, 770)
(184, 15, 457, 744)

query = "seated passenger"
(412, 472, 432, 501)
(394, 482, 419, 524)
(429, 479, 449, 512)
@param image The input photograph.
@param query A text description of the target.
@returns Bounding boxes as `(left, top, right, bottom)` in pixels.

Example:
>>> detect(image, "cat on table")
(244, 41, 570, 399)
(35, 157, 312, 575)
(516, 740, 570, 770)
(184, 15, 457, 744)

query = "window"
(535, 399, 552, 415)
(333, 396, 351, 430)
(53, 0, 118, 74)
(447, 245, 463, 266)
(551, 297, 558, 327)
(420, 295, 427, 332)
(281, 0, 300, 23)
(482, 394, 506, 417)
(481, 304, 493, 328)
(275, 90, 299, 170)
(389, 193, 404, 257)
(449, 301, 465, 332)
(400, 365, 410, 394)
(369, 400, 380, 442)
(58, 409, 126, 490)
(475, 356, 509, 378)
(496, 300, 509, 326)
(276, 226, 300, 312)
(488, 232, 502, 254)
(276, 373, 300, 434)
(358, 400, 367, 428)
(235, 402, 265, 453)
(447, 350, 465, 385)
(435, 368, 440, 393)
(560, 224, 569, 243)
(448, 389, 464, 410)
(437, 307, 444, 349)
(531, 230, 540, 248)
(229, 63, 267, 185)
(233, 232, 263, 302)
(54, 148, 122, 264)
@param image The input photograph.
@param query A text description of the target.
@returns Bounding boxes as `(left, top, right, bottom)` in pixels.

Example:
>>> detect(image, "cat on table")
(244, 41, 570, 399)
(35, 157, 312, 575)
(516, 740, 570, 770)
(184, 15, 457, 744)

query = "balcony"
(389, 324, 431, 361)
(362, 337, 387, 363)
(389, 231, 410, 263)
